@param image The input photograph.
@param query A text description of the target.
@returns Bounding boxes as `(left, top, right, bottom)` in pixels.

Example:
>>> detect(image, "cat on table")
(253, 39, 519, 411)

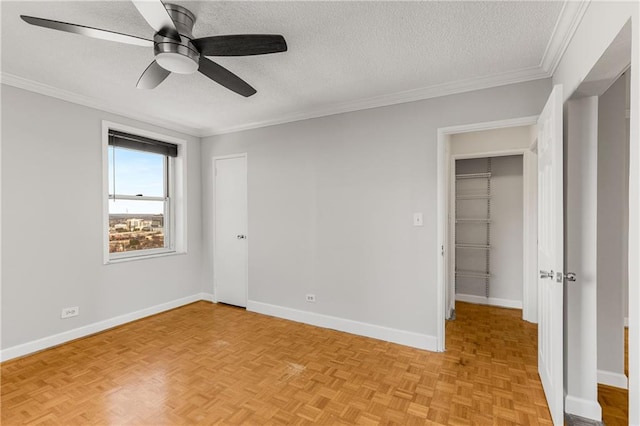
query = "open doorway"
(438, 85, 567, 423)
(436, 117, 539, 351)
(563, 20, 632, 423)
(595, 65, 631, 426)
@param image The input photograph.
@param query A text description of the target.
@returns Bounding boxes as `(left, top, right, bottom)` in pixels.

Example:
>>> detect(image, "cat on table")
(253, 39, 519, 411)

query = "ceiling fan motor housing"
(154, 3, 200, 74)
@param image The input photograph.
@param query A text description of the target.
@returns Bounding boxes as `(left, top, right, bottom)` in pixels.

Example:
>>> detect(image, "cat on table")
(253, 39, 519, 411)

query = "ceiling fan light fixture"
(156, 52, 198, 74)
(21, 0, 287, 95)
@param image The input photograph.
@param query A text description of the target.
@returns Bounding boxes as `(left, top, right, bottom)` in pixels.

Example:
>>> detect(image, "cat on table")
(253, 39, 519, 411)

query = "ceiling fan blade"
(131, 0, 180, 41)
(20, 15, 153, 47)
(198, 57, 256, 97)
(136, 60, 171, 89)
(193, 35, 287, 56)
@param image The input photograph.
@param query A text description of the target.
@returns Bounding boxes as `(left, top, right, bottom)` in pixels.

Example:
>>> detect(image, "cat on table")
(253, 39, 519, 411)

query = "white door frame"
(436, 116, 538, 351)
(211, 153, 248, 304)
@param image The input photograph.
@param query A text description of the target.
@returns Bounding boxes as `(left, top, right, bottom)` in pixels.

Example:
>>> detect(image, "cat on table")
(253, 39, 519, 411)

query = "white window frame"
(102, 121, 188, 264)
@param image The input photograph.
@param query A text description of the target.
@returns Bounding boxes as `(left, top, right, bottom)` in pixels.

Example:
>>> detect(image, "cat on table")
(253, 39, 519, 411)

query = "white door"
(537, 85, 564, 425)
(214, 155, 248, 307)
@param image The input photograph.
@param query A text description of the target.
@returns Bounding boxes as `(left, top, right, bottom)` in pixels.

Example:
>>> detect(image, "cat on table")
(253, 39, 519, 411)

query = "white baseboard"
(2, 295, 438, 362)
(0, 294, 204, 362)
(565, 395, 602, 422)
(455, 294, 523, 309)
(598, 369, 628, 389)
(199, 292, 215, 302)
(247, 300, 438, 351)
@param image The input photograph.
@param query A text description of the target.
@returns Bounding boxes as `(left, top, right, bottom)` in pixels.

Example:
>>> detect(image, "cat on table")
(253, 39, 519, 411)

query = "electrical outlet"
(305, 294, 316, 303)
(413, 212, 424, 226)
(61, 306, 79, 319)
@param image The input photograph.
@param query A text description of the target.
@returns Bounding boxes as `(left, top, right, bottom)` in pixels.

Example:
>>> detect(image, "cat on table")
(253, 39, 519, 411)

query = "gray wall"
(1, 85, 204, 350)
(450, 125, 532, 155)
(201, 79, 551, 338)
(597, 73, 629, 378)
(455, 155, 523, 304)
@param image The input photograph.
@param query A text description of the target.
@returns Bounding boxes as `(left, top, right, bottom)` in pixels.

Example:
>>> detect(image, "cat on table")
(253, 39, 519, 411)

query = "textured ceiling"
(1, 1, 567, 136)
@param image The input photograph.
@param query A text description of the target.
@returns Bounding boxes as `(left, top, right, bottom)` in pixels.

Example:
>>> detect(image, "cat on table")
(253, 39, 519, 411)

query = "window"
(104, 125, 184, 262)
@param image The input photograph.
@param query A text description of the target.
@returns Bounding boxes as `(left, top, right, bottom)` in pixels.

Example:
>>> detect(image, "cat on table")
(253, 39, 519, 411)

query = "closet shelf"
(455, 172, 491, 179)
(456, 194, 491, 200)
(455, 270, 491, 278)
(456, 243, 491, 249)
(455, 158, 492, 300)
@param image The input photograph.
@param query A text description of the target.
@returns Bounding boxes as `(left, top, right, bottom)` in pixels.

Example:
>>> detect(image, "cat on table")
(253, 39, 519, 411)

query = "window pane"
(109, 200, 165, 253)
(109, 147, 165, 197)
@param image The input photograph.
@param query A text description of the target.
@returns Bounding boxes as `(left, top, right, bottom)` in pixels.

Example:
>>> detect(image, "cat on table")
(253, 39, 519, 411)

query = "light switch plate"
(413, 212, 423, 226)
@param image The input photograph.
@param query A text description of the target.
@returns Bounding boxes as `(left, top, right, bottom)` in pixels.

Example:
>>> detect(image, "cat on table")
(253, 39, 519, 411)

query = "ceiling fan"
(20, 0, 287, 97)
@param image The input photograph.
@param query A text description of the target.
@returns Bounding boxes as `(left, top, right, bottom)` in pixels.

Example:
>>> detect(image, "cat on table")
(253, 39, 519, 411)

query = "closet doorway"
(436, 119, 539, 350)
(454, 155, 524, 310)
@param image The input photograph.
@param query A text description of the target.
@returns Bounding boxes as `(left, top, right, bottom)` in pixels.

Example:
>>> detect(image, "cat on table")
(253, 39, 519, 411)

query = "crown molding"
(540, 0, 590, 75)
(3, 65, 549, 140)
(0, 73, 205, 137)
(203, 66, 549, 136)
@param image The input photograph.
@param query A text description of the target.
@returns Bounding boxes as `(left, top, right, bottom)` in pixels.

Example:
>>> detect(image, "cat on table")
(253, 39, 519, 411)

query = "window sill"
(105, 249, 185, 265)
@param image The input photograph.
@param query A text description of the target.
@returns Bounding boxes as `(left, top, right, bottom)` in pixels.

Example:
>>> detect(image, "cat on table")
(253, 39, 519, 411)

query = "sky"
(108, 146, 165, 215)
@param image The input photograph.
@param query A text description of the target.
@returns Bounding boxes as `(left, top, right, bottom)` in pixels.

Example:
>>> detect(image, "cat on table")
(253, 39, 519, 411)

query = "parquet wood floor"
(2, 301, 552, 425)
(598, 328, 629, 426)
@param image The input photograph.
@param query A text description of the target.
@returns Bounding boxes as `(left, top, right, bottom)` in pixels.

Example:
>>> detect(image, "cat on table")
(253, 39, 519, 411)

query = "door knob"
(236, 234, 247, 239)
(563, 272, 577, 282)
(539, 270, 554, 279)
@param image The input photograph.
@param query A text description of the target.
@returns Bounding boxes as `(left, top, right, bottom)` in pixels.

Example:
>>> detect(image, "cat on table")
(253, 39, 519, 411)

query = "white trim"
(200, 292, 215, 303)
(0, 70, 549, 138)
(1, 73, 203, 137)
(539, 1, 591, 75)
(101, 121, 188, 264)
(522, 150, 538, 324)
(0, 294, 439, 362)
(247, 300, 438, 352)
(106, 249, 183, 264)
(439, 116, 539, 136)
(455, 294, 523, 310)
(210, 153, 249, 161)
(437, 115, 539, 352)
(436, 131, 449, 351)
(211, 154, 249, 306)
(453, 148, 529, 160)
(204, 70, 549, 136)
(597, 370, 629, 389)
(102, 122, 110, 264)
(1, 70, 550, 138)
(565, 395, 602, 422)
(0, 294, 203, 362)
(625, 317, 629, 328)
(447, 156, 456, 322)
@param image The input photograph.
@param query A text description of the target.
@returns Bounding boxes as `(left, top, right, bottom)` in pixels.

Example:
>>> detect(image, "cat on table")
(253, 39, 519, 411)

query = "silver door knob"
(540, 270, 554, 279)
(564, 272, 577, 282)
(236, 234, 247, 239)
